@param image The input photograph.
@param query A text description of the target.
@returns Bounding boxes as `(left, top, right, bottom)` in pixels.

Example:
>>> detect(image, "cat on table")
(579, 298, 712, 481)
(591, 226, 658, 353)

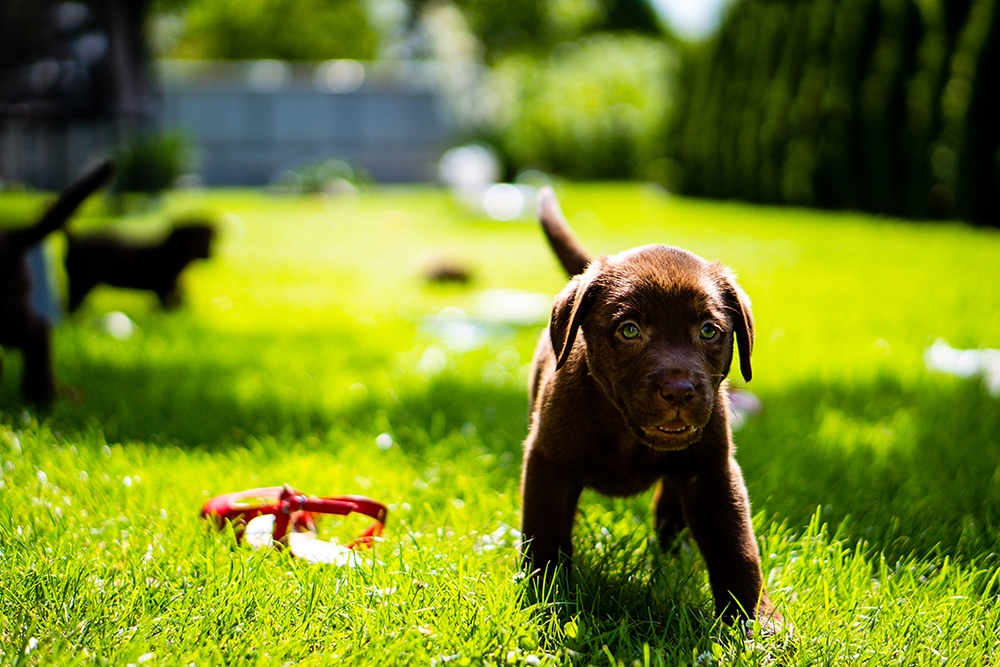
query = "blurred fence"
(1, 59, 481, 188)
(0, 118, 116, 190)
(156, 59, 466, 185)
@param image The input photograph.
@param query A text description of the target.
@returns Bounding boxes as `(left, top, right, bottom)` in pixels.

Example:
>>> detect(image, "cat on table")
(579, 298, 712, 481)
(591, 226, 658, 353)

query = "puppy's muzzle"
(659, 378, 696, 407)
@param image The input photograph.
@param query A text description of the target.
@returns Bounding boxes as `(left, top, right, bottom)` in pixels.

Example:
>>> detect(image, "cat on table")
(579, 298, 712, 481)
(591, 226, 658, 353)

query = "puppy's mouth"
(641, 419, 701, 449)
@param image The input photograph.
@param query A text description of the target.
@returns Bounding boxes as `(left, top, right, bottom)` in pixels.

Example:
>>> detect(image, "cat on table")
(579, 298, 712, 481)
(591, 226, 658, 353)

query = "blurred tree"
(451, 0, 548, 59)
(153, 0, 378, 60)
(603, 0, 664, 34)
(1, 0, 155, 120)
(409, 0, 665, 62)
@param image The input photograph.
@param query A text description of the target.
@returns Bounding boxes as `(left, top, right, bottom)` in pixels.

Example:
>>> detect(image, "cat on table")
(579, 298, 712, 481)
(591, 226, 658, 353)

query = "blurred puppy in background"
(65, 221, 215, 311)
(0, 160, 113, 404)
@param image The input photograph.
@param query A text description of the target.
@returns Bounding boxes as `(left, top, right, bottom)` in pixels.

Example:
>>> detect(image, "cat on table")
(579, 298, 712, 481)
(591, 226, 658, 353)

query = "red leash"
(202, 484, 387, 550)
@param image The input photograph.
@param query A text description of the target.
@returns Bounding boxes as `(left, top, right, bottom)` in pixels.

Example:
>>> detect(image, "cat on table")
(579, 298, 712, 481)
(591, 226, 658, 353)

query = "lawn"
(2, 183, 999, 665)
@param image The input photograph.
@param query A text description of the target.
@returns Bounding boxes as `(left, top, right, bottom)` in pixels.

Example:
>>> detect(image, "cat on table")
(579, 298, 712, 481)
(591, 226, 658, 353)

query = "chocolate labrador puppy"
(520, 187, 780, 627)
(0, 159, 114, 404)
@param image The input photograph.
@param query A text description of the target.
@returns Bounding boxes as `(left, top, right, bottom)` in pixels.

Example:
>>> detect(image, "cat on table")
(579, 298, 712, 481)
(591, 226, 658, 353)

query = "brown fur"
(65, 221, 214, 312)
(0, 159, 113, 404)
(520, 187, 780, 627)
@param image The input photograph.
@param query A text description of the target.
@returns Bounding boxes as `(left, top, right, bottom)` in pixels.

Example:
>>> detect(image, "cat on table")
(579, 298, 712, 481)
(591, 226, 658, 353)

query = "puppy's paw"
(743, 607, 795, 650)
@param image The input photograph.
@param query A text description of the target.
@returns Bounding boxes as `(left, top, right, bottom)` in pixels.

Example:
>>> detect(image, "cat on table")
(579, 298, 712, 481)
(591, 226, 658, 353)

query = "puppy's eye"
(699, 323, 720, 341)
(619, 322, 641, 340)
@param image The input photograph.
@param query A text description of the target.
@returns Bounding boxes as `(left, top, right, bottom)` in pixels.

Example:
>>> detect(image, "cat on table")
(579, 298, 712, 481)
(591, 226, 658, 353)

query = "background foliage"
(670, 0, 1000, 225)
(61, 0, 1000, 223)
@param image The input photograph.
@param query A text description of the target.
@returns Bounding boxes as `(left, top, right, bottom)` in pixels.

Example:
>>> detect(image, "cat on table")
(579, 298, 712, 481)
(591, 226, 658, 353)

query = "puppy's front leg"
(675, 460, 776, 624)
(519, 446, 582, 576)
(653, 478, 688, 548)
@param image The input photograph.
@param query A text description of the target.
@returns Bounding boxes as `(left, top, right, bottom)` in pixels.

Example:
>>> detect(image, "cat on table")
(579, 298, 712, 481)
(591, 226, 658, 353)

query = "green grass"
(2, 183, 999, 665)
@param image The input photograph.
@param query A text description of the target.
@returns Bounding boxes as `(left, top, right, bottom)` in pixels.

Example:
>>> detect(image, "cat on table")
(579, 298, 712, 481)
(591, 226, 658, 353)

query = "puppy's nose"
(660, 379, 696, 406)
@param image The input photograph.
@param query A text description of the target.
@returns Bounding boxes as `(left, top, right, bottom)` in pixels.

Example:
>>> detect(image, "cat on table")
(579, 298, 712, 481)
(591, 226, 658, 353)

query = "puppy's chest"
(575, 439, 690, 497)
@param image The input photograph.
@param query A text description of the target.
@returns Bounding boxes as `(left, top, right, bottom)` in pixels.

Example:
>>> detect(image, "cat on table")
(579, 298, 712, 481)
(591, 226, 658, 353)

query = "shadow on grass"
(519, 521, 730, 665)
(517, 374, 1000, 663)
(4, 344, 997, 563)
(0, 351, 530, 461)
(737, 373, 1000, 561)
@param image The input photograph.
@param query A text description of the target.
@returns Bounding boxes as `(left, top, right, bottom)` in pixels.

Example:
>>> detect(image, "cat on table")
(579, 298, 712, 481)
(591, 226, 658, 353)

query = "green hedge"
(671, 0, 999, 225)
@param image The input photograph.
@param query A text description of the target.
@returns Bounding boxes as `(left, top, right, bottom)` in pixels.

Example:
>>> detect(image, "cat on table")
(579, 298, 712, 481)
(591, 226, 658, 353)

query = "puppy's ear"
(550, 269, 600, 370)
(720, 272, 754, 382)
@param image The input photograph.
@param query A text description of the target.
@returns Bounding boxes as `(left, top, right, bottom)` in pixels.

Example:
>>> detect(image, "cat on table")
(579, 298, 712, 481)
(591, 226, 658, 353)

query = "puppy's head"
(549, 245, 753, 450)
(168, 224, 215, 259)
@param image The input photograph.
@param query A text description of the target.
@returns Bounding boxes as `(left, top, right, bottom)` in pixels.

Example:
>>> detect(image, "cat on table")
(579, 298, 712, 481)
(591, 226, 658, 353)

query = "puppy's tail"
(537, 186, 591, 276)
(9, 158, 114, 250)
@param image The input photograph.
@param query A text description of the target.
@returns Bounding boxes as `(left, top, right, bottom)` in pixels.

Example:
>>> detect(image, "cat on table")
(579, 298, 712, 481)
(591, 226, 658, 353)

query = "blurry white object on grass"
(924, 339, 1000, 397)
(244, 514, 366, 567)
(419, 290, 551, 351)
(728, 389, 762, 431)
(96, 311, 136, 340)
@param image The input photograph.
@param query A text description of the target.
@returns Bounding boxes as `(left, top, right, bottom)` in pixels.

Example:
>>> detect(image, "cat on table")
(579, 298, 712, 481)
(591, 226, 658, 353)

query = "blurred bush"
(670, 0, 999, 225)
(270, 158, 368, 196)
(159, 0, 378, 60)
(486, 34, 677, 180)
(112, 130, 190, 195)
